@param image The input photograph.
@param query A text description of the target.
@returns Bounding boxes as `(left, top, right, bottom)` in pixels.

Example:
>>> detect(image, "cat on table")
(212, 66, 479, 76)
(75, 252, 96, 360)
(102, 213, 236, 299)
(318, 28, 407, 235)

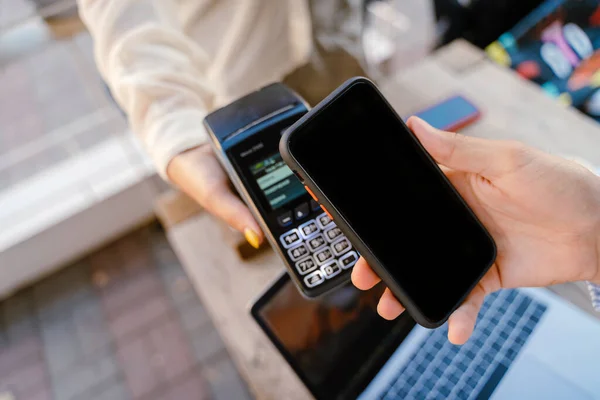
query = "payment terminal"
(204, 83, 358, 298)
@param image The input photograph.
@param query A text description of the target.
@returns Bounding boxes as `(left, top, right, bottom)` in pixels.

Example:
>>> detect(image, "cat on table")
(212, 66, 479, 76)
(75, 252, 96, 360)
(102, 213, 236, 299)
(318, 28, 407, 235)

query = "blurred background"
(0, 0, 572, 399)
(1, 1, 249, 399)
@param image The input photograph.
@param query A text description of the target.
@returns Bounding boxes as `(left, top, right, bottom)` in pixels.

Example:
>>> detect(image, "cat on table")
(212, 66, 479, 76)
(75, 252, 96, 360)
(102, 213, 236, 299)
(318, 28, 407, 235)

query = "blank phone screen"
(288, 82, 496, 323)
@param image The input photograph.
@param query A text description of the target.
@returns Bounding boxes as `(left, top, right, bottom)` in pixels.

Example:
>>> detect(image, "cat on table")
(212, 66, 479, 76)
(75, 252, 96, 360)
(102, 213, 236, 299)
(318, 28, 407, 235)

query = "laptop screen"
(252, 273, 415, 400)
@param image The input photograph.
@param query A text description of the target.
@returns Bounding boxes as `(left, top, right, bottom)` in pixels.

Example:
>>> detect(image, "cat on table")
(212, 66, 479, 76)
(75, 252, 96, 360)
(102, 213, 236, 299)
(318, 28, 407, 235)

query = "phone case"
(280, 77, 496, 328)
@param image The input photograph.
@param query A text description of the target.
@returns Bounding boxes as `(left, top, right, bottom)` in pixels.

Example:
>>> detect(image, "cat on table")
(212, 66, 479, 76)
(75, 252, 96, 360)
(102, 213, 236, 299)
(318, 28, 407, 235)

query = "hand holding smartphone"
(279, 78, 496, 328)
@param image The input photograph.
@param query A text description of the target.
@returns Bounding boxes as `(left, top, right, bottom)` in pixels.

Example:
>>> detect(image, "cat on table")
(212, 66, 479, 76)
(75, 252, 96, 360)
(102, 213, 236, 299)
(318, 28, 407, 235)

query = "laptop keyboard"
(380, 290, 547, 400)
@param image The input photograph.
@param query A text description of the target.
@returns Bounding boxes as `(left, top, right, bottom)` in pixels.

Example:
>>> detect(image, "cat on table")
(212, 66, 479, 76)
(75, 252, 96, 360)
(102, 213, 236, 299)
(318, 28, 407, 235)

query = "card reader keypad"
(332, 237, 351, 256)
(299, 220, 319, 239)
(288, 243, 309, 261)
(324, 226, 343, 242)
(280, 230, 302, 248)
(307, 234, 326, 252)
(280, 212, 357, 289)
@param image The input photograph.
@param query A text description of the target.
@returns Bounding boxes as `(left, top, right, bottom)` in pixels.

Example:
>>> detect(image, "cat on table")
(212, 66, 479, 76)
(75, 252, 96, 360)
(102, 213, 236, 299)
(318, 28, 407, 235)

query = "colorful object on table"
(558, 92, 573, 106)
(486, 0, 600, 122)
(410, 95, 481, 132)
(486, 41, 511, 67)
(516, 60, 542, 79)
(541, 21, 582, 66)
(570, 56, 600, 89)
(590, 5, 600, 26)
(499, 33, 518, 51)
(584, 89, 600, 115)
(542, 81, 561, 97)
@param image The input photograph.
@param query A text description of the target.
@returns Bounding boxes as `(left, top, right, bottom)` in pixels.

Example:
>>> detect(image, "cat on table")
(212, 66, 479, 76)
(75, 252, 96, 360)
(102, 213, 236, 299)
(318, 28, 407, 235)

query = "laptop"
(251, 272, 600, 400)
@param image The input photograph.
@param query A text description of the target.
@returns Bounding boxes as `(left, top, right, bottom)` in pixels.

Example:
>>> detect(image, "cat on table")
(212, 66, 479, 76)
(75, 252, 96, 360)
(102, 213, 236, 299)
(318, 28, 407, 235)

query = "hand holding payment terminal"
(203, 83, 358, 298)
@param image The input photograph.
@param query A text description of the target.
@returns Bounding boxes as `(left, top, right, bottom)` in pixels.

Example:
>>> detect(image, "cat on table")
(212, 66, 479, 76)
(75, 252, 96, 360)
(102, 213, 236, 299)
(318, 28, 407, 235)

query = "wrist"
(166, 144, 211, 183)
(587, 174, 600, 285)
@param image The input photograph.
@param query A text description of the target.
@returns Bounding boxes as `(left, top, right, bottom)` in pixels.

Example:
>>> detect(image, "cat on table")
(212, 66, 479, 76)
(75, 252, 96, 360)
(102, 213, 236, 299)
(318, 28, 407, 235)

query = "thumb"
(167, 146, 264, 249)
(407, 116, 511, 179)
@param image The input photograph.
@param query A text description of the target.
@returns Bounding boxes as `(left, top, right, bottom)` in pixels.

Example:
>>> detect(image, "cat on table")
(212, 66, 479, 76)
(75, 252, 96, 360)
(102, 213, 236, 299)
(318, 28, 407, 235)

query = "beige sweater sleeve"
(77, 0, 213, 180)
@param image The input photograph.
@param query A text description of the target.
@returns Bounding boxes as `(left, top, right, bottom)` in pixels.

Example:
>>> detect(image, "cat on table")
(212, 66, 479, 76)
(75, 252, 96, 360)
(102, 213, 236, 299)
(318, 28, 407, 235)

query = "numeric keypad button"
(316, 212, 334, 230)
(307, 234, 326, 252)
(299, 220, 319, 239)
(295, 257, 317, 275)
(324, 226, 343, 243)
(332, 237, 351, 256)
(339, 251, 358, 269)
(314, 247, 334, 266)
(280, 229, 301, 249)
(321, 261, 342, 279)
(304, 270, 325, 288)
(288, 243, 309, 261)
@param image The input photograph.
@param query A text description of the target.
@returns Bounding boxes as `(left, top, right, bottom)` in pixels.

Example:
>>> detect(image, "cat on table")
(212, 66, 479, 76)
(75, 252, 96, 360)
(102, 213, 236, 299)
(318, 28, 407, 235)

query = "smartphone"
(279, 77, 497, 328)
(411, 95, 481, 132)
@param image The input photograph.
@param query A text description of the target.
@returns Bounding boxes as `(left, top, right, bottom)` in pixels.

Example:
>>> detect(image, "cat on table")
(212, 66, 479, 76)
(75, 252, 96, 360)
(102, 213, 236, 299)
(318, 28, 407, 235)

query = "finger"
(205, 186, 264, 248)
(447, 284, 487, 345)
(166, 147, 264, 247)
(407, 116, 524, 179)
(351, 257, 381, 290)
(377, 288, 405, 320)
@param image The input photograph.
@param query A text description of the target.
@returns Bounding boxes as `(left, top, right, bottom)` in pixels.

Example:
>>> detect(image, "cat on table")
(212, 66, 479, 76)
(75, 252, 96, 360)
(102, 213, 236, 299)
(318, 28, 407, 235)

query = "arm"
(77, 0, 212, 179)
(77, 0, 264, 246)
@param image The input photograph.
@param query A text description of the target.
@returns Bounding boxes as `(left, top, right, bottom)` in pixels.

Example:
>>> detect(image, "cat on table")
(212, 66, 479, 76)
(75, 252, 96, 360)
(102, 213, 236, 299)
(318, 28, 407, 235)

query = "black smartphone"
(279, 77, 497, 328)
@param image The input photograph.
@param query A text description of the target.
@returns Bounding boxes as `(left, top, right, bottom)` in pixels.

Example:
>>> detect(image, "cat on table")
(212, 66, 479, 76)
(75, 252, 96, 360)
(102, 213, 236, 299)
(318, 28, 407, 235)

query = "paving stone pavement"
(0, 224, 253, 400)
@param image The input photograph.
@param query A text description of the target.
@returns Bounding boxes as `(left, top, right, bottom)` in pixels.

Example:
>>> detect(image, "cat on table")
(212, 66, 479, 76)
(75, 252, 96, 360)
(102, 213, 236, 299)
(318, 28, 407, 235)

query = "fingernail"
(244, 228, 261, 249)
(414, 116, 432, 128)
(408, 116, 427, 129)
